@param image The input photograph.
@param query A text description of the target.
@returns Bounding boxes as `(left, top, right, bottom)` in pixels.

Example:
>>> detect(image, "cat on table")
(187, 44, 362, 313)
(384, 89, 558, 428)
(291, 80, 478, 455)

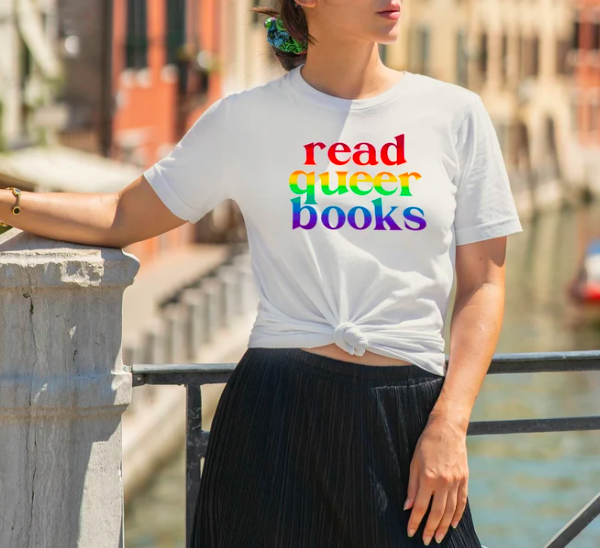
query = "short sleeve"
(453, 95, 523, 246)
(143, 98, 230, 224)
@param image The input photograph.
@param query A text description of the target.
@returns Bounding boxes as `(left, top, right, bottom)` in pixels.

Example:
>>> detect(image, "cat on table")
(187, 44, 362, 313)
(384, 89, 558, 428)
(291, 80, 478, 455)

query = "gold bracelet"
(0, 186, 22, 228)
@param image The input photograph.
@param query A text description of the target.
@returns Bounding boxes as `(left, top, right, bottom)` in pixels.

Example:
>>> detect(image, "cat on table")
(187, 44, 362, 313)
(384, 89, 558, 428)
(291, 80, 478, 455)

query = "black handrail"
(129, 349, 600, 548)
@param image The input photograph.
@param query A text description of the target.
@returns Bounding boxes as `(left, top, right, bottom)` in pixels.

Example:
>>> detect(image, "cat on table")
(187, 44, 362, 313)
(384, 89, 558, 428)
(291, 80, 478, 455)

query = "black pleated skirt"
(190, 347, 483, 548)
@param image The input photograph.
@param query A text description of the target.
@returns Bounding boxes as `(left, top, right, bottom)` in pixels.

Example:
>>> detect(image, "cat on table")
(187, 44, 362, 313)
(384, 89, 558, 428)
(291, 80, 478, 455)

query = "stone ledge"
(0, 228, 140, 288)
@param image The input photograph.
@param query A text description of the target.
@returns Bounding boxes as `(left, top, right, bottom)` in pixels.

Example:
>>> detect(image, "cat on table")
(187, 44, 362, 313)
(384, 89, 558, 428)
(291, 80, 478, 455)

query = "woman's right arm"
(0, 175, 187, 249)
(0, 95, 234, 248)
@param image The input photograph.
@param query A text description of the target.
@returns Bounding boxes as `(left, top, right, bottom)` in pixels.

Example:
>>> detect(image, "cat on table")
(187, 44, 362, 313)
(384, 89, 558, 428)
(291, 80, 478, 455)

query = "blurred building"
(467, 0, 576, 215)
(0, 0, 141, 198)
(572, 1, 600, 181)
(55, 0, 247, 264)
(55, 0, 111, 155)
(389, 0, 594, 216)
(0, 0, 64, 151)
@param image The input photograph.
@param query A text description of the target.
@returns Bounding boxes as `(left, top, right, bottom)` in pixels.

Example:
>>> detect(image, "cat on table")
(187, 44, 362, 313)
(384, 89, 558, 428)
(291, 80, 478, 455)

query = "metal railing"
(129, 349, 600, 548)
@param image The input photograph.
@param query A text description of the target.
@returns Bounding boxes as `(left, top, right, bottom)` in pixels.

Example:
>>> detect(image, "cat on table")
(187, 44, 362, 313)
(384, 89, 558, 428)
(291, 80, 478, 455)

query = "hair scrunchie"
(264, 16, 307, 55)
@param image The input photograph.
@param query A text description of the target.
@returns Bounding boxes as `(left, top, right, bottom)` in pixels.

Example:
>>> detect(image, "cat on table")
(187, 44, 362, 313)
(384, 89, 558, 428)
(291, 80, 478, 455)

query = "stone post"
(180, 288, 206, 361)
(0, 229, 140, 548)
(201, 276, 222, 343)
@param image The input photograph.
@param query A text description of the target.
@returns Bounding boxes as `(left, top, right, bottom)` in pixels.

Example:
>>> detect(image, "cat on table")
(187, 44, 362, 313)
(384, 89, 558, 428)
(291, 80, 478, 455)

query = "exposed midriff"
(300, 344, 413, 366)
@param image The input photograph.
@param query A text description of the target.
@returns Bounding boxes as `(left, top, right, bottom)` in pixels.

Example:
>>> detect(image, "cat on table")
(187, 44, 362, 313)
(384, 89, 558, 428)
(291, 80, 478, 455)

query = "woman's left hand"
(403, 414, 470, 545)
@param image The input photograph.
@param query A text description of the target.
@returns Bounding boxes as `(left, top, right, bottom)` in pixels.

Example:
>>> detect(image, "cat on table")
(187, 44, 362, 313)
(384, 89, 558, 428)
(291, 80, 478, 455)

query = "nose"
(333, 322, 368, 356)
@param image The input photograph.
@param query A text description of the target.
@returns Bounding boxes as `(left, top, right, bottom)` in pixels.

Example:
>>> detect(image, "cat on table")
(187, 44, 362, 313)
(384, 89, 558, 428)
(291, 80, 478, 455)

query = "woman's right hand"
(404, 413, 470, 545)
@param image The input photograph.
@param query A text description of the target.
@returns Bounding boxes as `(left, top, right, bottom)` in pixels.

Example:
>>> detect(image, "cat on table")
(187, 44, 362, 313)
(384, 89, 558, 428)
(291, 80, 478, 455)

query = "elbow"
(102, 192, 136, 249)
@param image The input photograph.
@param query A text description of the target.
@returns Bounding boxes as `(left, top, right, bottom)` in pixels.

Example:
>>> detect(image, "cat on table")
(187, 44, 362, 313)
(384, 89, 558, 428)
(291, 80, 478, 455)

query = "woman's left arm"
(405, 235, 508, 545)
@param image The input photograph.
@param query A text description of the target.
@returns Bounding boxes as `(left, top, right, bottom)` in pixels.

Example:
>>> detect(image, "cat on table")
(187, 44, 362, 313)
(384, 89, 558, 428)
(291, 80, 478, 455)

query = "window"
(478, 32, 488, 78)
(590, 95, 600, 135)
(592, 21, 600, 52)
(415, 27, 430, 75)
(252, 0, 263, 25)
(572, 19, 580, 51)
(518, 34, 525, 76)
(456, 30, 468, 87)
(530, 36, 539, 76)
(166, 0, 186, 65)
(556, 38, 570, 75)
(501, 34, 508, 83)
(518, 36, 537, 77)
(379, 43, 388, 65)
(125, 0, 148, 69)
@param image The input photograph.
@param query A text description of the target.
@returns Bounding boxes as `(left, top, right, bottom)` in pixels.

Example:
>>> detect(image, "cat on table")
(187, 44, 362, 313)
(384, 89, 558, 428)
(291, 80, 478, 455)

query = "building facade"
(56, 0, 237, 264)
(0, 0, 63, 151)
(572, 0, 600, 192)
(390, 0, 591, 216)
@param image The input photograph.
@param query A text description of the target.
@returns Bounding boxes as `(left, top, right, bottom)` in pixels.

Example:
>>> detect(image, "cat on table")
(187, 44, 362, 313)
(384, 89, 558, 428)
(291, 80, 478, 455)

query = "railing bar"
(489, 350, 600, 361)
(130, 351, 600, 380)
(132, 363, 238, 374)
(131, 365, 600, 385)
(131, 350, 600, 372)
(185, 384, 203, 548)
(487, 361, 600, 374)
(188, 416, 600, 464)
(467, 416, 600, 435)
(192, 417, 600, 442)
(141, 372, 234, 386)
(541, 490, 600, 548)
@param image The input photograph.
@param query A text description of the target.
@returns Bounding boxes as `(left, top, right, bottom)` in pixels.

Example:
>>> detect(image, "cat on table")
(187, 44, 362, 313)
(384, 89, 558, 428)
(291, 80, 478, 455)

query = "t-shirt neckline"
(288, 63, 414, 111)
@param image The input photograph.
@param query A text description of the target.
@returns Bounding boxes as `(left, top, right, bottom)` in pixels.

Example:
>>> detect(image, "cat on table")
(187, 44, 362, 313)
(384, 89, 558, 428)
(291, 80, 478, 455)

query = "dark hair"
(251, 1, 316, 71)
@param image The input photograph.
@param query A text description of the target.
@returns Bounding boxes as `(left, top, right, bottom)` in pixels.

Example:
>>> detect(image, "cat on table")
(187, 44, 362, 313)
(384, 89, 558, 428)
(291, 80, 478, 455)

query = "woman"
(0, 0, 522, 546)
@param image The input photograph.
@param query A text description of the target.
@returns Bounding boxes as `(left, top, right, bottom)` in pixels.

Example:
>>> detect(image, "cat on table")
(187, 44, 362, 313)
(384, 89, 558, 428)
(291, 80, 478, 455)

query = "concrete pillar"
(0, 229, 140, 548)
(200, 277, 223, 343)
(216, 264, 238, 329)
(163, 302, 187, 364)
(142, 318, 166, 365)
(181, 288, 207, 361)
(231, 252, 256, 314)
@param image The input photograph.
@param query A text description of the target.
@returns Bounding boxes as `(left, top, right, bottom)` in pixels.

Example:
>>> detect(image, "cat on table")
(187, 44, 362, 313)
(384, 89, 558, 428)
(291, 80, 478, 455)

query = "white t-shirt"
(143, 63, 523, 377)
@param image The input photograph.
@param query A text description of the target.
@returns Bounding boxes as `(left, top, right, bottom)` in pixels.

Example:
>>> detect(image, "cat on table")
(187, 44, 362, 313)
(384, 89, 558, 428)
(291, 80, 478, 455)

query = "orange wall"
(111, 0, 222, 267)
(112, 0, 179, 165)
(574, 0, 600, 148)
(185, 0, 223, 129)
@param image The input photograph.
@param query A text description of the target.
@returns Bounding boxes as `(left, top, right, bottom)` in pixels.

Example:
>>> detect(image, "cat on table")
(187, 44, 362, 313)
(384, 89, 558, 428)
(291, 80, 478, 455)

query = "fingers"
(421, 483, 448, 545)
(406, 474, 433, 539)
(407, 469, 465, 545)
(432, 483, 458, 544)
(451, 477, 468, 529)
(404, 457, 419, 512)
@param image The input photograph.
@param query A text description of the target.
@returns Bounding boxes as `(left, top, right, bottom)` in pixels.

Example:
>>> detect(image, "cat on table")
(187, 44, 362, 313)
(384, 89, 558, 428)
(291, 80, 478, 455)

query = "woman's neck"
(298, 36, 402, 101)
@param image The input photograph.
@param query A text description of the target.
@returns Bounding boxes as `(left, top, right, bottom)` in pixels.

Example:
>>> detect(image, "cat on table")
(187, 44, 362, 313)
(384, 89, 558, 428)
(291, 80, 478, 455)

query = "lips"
(377, 6, 400, 19)
(377, 2, 401, 13)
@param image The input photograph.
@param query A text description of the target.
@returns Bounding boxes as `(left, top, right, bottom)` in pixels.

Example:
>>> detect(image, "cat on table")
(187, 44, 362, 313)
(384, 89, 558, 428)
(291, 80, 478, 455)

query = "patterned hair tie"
(264, 16, 308, 55)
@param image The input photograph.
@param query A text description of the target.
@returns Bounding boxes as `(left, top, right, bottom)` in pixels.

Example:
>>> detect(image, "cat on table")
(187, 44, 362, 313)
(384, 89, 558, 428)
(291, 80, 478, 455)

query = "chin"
(370, 23, 401, 41)
(374, 30, 401, 45)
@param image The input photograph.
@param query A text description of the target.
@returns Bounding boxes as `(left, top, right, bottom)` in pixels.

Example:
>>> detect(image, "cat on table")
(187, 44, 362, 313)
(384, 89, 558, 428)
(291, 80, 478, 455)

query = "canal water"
(125, 200, 600, 548)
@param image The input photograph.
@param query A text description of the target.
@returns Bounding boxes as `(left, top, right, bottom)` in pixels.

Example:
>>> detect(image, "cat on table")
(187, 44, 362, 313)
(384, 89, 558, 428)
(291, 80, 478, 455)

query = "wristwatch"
(0, 186, 22, 227)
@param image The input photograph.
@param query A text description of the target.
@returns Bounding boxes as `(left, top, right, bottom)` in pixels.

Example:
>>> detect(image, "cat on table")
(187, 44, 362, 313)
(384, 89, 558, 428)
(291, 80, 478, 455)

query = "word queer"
(292, 197, 426, 231)
(289, 170, 422, 203)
